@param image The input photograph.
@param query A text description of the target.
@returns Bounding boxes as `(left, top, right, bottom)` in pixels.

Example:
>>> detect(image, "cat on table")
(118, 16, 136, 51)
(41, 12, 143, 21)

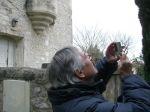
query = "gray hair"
(46, 46, 84, 88)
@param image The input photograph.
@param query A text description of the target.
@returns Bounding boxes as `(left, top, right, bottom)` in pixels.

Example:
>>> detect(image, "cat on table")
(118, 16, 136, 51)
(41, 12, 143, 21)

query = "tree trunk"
(135, 0, 150, 80)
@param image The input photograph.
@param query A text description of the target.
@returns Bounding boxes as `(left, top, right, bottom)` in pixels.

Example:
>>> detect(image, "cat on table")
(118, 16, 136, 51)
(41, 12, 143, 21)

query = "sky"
(72, 0, 142, 58)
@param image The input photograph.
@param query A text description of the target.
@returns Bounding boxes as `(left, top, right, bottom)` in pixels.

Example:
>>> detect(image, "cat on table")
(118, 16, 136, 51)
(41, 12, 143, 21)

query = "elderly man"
(47, 43, 150, 112)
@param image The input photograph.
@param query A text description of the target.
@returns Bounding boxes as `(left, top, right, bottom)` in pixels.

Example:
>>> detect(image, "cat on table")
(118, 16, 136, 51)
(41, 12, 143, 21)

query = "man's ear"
(74, 69, 85, 79)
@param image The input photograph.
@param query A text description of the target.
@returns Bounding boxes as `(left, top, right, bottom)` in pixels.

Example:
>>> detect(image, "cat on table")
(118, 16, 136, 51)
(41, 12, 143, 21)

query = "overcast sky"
(72, 0, 142, 58)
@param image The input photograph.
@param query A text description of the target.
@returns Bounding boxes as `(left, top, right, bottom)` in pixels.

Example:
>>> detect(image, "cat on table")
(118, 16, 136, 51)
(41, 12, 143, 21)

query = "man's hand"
(118, 54, 133, 77)
(106, 42, 120, 63)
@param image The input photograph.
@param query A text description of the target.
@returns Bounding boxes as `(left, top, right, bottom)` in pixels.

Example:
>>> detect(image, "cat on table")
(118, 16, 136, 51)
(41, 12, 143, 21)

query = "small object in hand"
(115, 42, 123, 56)
(106, 42, 121, 63)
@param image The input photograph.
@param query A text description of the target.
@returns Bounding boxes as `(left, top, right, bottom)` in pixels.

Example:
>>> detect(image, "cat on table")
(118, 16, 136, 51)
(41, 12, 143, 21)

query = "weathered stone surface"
(0, 0, 72, 68)
(0, 67, 53, 112)
(31, 83, 48, 98)
(26, 0, 57, 34)
(0, 0, 72, 112)
(30, 81, 51, 111)
(3, 80, 30, 112)
(103, 75, 121, 102)
(0, 67, 46, 82)
(31, 97, 50, 109)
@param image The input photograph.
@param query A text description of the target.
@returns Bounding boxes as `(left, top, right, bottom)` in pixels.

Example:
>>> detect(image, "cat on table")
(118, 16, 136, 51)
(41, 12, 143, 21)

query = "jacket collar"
(48, 80, 104, 105)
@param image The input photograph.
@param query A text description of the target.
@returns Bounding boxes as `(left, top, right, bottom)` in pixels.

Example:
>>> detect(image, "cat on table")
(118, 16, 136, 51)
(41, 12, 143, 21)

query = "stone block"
(3, 80, 30, 112)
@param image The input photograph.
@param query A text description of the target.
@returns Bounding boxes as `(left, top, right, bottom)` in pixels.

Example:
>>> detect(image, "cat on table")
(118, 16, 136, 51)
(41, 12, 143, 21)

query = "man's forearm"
(95, 57, 118, 81)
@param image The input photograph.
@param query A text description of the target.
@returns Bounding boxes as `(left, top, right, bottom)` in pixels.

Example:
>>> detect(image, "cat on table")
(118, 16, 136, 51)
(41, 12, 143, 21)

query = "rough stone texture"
(0, 0, 72, 112)
(0, 67, 46, 81)
(0, 0, 72, 68)
(103, 75, 121, 102)
(26, 0, 57, 34)
(3, 80, 30, 112)
(0, 67, 52, 112)
(24, 0, 72, 68)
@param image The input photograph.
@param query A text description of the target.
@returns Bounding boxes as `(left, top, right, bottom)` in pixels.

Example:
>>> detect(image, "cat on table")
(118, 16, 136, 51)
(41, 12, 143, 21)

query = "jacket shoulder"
(59, 95, 106, 112)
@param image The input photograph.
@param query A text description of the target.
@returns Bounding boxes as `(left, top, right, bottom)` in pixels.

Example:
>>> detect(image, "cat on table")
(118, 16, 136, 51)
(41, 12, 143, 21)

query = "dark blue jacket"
(48, 58, 150, 112)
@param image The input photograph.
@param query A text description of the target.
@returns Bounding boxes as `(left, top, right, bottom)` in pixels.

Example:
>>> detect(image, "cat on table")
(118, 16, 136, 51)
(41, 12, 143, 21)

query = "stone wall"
(0, 0, 72, 68)
(0, 67, 52, 112)
(0, 1, 72, 111)
(103, 75, 121, 102)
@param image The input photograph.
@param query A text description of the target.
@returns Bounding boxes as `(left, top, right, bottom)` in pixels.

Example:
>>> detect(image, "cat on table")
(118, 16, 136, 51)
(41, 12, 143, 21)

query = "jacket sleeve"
(93, 75, 150, 112)
(96, 57, 118, 74)
(95, 57, 118, 84)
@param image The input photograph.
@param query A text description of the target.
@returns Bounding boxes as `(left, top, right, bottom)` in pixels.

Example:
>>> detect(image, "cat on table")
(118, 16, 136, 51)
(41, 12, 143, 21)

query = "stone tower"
(0, 0, 72, 111)
(0, 0, 72, 68)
